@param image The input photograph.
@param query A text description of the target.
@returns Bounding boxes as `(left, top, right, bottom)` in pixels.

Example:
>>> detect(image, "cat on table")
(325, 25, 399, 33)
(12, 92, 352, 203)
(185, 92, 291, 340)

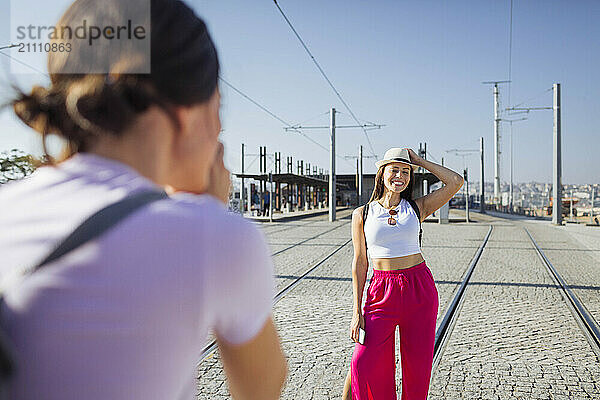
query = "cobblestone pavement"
(196, 210, 354, 365)
(523, 223, 600, 332)
(196, 220, 356, 399)
(429, 215, 600, 399)
(559, 224, 600, 260)
(197, 210, 490, 398)
(196, 210, 600, 399)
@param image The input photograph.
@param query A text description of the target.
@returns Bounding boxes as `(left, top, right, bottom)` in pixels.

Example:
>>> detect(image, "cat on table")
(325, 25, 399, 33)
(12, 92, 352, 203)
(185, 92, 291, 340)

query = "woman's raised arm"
(408, 148, 464, 221)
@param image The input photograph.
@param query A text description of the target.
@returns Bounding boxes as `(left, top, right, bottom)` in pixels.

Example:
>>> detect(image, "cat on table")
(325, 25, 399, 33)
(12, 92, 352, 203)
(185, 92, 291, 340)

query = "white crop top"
(363, 199, 421, 258)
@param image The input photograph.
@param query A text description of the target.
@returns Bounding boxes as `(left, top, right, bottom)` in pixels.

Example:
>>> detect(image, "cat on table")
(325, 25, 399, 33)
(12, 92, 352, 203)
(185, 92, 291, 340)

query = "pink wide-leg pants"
(351, 261, 439, 400)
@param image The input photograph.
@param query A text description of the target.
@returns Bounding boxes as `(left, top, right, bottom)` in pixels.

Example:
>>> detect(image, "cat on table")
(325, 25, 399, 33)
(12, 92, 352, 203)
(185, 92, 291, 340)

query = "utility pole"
(240, 143, 245, 216)
(506, 84, 559, 222)
(358, 145, 363, 205)
(483, 80, 510, 208)
(355, 158, 359, 205)
(446, 147, 478, 214)
(510, 123, 513, 213)
(269, 172, 274, 222)
(553, 83, 562, 225)
(480, 137, 485, 213)
(284, 109, 383, 222)
(464, 168, 470, 223)
(329, 108, 336, 222)
(438, 157, 449, 224)
(275, 152, 281, 211)
(570, 189, 573, 221)
(259, 146, 266, 215)
(591, 187, 595, 224)
(493, 84, 500, 206)
(502, 117, 528, 213)
(344, 146, 375, 206)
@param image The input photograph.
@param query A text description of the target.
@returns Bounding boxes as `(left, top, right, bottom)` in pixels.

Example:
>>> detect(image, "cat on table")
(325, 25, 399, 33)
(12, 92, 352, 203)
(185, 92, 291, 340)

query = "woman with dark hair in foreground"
(0, 1, 286, 399)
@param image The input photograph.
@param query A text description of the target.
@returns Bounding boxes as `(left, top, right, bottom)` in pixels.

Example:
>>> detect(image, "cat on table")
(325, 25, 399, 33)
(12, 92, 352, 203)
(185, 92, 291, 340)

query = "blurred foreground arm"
(217, 317, 287, 400)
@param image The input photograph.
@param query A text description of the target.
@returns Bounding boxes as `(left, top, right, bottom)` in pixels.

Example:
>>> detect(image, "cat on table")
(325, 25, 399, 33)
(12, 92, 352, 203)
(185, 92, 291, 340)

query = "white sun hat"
(374, 148, 419, 169)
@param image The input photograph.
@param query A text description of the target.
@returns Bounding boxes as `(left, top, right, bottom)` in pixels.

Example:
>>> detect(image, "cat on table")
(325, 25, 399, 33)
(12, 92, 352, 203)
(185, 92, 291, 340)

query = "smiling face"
(382, 162, 411, 194)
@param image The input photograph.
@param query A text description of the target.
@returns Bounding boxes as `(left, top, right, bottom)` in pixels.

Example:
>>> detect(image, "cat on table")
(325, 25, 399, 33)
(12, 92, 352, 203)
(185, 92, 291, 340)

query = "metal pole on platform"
(591, 187, 595, 224)
(240, 143, 245, 216)
(480, 137, 485, 213)
(355, 158, 359, 206)
(275, 152, 281, 211)
(510, 122, 513, 213)
(329, 107, 336, 222)
(570, 189, 573, 221)
(259, 146, 265, 215)
(247, 182, 252, 216)
(439, 158, 449, 224)
(269, 172, 273, 222)
(359, 145, 363, 205)
(493, 84, 500, 207)
(552, 83, 562, 225)
(464, 168, 470, 223)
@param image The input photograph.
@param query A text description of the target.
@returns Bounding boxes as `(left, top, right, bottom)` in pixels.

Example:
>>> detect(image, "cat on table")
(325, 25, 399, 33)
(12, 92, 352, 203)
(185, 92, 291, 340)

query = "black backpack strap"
(0, 189, 167, 380)
(407, 198, 423, 248)
(33, 189, 168, 271)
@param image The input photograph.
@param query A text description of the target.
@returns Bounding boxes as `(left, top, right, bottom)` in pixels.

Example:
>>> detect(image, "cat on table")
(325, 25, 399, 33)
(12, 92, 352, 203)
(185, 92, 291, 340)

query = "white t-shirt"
(0, 153, 274, 400)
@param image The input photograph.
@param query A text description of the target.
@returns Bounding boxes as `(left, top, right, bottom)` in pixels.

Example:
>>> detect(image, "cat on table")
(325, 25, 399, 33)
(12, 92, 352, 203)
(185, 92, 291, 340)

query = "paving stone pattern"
(196, 210, 600, 399)
(196, 211, 490, 398)
(429, 222, 600, 399)
(524, 222, 600, 327)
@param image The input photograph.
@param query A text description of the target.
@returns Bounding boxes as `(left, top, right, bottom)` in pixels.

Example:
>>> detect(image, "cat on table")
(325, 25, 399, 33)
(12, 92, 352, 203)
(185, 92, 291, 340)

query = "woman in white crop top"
(342, 148, 463, 400)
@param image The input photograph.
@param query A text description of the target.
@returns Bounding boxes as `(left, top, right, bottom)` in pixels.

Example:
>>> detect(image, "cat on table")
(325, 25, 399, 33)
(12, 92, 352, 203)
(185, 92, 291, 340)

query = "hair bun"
(13, 85, 60, 133)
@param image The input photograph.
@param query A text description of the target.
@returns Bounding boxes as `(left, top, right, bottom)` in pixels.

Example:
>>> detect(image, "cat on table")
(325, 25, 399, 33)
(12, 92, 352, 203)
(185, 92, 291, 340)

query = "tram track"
(431, 225, 493, 373)
(269, 217, 351, 257)
(525, 227, 600, 358)
(197, 224, 353, 365)
(258, 218, 317, 236)
(430, 215, 600, 383)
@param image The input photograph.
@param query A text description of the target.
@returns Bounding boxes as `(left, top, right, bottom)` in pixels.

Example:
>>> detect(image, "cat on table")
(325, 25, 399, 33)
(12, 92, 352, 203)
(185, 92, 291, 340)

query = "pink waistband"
(372, 261, 427, 276)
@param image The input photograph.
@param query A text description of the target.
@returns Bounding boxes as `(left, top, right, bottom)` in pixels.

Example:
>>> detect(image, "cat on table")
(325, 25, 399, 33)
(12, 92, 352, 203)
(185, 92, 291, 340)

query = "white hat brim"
(375, 159, 419, 170)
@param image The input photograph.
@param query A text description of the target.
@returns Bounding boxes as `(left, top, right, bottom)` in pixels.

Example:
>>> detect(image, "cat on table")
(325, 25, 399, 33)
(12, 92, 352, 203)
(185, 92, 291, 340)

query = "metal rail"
(197, 237, 353, 365)
(431, 225, 493, 372)
(525, 228, 600, 358)
(270, 220, 350, 257)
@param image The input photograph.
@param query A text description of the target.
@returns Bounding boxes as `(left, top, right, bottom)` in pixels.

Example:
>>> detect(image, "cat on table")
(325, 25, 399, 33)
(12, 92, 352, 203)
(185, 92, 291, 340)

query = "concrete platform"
(195, 208, 600, 399)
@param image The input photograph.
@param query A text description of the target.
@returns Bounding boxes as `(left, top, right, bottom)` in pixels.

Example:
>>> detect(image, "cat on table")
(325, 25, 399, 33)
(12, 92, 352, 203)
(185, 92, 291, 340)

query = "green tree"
(0, 149, 39, 184)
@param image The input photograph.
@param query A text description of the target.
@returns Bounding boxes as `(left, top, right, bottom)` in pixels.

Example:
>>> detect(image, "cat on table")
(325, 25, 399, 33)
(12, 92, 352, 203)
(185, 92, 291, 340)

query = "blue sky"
(1, 0, 598, 184)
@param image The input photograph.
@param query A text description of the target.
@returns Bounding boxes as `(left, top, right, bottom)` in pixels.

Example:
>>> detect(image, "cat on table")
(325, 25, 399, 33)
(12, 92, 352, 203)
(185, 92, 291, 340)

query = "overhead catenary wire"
(292, 111, 330, 127)
(219, 77, 353, 167)
(0, 50, 50, 78)
(272, 0, 377, 158)
(219, 77, 293, 127)
(510, 87, 553, 109)
(425, 150, 440, 164)
(245, 154, 260, 171)
(0, 47, 352, 167)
